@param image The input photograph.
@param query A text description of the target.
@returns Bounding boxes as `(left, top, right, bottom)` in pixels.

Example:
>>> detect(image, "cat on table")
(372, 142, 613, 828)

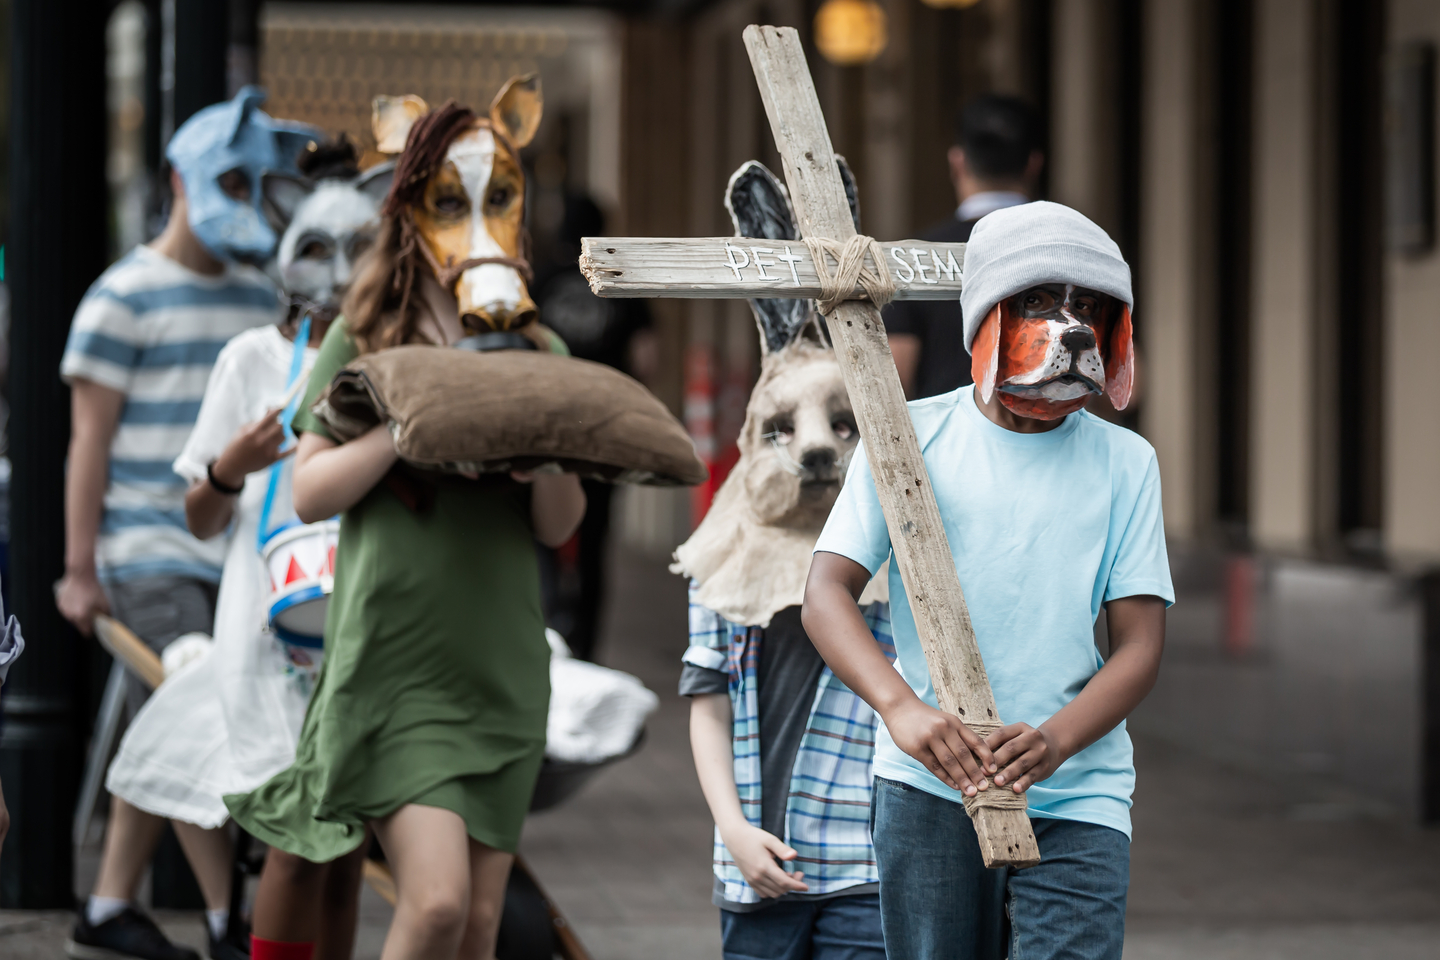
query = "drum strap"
(257, 314, 313, 552)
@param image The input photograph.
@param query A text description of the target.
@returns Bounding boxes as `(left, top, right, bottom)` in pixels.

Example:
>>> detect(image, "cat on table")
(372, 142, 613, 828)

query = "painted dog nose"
(800, 447, 837, 472)
(1061, 326, 1096, 353)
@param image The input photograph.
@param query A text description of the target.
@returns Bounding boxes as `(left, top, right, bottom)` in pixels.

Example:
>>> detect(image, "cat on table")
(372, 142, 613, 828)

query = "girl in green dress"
(228, 87, 584, 960)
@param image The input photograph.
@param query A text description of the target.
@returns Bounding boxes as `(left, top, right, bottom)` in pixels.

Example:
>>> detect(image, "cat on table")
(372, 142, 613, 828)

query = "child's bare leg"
(315, 843, 370, 960)
(374, 804, 472, 960)
(253, 848, 330, 943)
(172, 820, 234, 911)
(455, 841, 513, 960)
(92, 796, 165, 899)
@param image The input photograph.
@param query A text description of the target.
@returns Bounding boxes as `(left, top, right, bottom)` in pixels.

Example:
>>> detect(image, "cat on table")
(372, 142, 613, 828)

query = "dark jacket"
(881, 214, 977, 400)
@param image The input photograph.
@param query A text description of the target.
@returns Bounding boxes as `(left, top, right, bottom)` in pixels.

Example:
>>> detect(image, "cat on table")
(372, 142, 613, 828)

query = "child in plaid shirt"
(682, 587, 892, 960)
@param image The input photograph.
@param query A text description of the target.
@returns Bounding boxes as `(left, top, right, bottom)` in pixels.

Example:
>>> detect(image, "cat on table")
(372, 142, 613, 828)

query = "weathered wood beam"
(743, 23, 1041, 868)
(579, 236, 965, 300)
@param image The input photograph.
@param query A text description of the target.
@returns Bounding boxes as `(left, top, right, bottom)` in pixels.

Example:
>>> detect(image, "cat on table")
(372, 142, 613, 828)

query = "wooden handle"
(362, 859, 398, 906)
(93, 614, 166, 690)
(514, 856, 593, 960)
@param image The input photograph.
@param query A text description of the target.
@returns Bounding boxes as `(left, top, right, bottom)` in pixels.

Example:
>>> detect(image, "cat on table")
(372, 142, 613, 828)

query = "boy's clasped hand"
(886, 700, 1062, 796)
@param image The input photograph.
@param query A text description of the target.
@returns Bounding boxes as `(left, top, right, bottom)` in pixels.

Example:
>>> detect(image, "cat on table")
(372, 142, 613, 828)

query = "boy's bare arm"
(689, 693, 808, 898)
(987, 594, 1166, 793)
(803, 551, 997, 796)
(56, 379, 124, 635)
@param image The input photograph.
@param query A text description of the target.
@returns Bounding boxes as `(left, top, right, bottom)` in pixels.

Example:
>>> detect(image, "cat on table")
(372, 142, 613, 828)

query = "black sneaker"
(66, 907, 203, 960)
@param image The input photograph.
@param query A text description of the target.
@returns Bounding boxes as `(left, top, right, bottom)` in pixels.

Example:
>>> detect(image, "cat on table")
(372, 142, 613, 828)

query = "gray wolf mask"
(262, 159, 395, 320)
(671, 159, 885, 627)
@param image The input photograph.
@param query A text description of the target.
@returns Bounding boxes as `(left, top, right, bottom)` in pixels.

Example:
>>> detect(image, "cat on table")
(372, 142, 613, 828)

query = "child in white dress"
(105, 140, 388, 960)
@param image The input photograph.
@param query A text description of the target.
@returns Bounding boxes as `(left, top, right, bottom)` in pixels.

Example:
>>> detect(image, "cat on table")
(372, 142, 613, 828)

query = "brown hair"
(341, 101, 479, 354)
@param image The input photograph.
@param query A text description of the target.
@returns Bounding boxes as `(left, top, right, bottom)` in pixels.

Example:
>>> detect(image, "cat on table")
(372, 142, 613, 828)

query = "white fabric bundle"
(544, 629, 659, 764)
(160, 632, 215, 678)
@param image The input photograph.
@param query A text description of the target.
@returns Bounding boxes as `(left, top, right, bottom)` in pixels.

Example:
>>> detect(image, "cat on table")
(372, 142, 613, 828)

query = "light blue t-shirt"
(813, 386, 1174, 838)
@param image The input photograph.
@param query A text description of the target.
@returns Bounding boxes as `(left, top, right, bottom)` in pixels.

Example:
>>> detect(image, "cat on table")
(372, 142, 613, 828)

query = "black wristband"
(207, 461, 243, 495)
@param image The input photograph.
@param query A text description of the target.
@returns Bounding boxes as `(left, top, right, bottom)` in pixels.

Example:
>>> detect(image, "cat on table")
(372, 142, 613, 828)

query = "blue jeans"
(871, 777, 1130, 960)
(719, 892, 886, 960)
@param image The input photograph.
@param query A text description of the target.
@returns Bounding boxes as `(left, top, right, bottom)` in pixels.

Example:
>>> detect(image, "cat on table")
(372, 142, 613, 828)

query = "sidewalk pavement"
(4, 544, 1439, 959)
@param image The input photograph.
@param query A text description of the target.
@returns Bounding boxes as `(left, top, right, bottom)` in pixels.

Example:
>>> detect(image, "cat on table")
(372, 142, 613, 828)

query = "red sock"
(250, 937, 315, 960)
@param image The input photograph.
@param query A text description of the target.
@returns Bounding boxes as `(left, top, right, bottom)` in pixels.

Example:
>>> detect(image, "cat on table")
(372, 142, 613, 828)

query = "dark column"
(1422, 570, 1440, 824)
(227, 0, 262, 96)
(0, 0, 109, 908)
(172, 0, 228, 130)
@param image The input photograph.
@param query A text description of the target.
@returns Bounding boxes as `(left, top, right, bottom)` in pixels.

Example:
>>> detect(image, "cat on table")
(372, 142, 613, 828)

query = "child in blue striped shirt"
(59, 87, 315, 960)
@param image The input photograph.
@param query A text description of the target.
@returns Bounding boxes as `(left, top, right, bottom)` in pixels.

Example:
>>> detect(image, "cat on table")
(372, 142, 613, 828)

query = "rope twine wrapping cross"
(958, 721, 1028, 814)
(802, 235, 897, 314)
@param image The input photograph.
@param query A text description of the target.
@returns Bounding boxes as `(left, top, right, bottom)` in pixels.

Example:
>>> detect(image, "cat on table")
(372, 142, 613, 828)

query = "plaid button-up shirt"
(684, 584, 895, 905)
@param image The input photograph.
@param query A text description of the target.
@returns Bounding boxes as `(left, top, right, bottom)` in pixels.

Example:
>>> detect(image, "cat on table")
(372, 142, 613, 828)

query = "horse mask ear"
(1104, 302, 1135, 410)
(490, 74, 543, 149)
(372, 95, 429, 154)
(970, 303, 1002, 403)
(261, 173, 314, 232)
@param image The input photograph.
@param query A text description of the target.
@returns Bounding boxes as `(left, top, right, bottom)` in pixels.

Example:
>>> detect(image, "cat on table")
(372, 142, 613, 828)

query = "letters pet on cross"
(673, 158, 885, 627)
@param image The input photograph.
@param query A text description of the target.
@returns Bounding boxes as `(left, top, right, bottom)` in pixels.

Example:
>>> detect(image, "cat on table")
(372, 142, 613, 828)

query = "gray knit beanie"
(959, 201, 1132, 353)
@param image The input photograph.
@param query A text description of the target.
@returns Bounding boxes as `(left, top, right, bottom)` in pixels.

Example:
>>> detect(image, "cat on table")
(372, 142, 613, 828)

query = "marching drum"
(260, 519, 340, 649)
(255, 312, 336, 668)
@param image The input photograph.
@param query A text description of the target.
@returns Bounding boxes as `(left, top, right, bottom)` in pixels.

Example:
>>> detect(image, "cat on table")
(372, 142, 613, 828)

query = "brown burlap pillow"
(312, 346, 708, 486)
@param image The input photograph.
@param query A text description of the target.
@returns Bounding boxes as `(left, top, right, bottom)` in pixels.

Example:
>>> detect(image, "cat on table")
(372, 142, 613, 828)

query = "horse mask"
(960, 201, 1135, 421)
(672, 160, 884, 627)
(372, 77, 542, 333)
(263, 146, 395, 321)
(166, 86, 321, 265)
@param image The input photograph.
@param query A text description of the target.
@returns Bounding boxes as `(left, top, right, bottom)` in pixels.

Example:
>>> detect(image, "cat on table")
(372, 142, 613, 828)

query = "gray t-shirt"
(679, 605, 877, 911)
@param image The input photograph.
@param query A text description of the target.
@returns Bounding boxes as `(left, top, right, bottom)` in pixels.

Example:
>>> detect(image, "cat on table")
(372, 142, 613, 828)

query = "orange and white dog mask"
(372, 77, 542, 332)
(971, 282, 1134, 420)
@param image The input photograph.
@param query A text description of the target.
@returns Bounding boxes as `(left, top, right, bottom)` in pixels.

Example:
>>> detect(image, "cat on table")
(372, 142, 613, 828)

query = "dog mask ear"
(970, 303, 1002, 403)
(725, 160, 810, 355)
(1104, 303, 1134, 410)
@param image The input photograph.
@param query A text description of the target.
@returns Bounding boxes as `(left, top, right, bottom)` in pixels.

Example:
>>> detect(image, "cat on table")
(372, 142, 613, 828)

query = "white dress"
(106, 325, 318, 827)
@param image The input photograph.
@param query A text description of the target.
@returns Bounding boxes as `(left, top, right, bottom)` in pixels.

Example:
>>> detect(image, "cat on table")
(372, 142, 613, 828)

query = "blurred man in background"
(884, 95, 1043, 400)
(58, 89, 310, 960)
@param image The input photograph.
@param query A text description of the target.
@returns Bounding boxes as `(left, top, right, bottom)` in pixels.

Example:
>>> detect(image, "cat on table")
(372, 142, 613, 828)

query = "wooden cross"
(580, 25, 1040, 869)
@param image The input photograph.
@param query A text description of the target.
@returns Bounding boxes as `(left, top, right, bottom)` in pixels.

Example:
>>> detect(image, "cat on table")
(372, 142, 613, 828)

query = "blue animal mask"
(166, 86, 321, 264)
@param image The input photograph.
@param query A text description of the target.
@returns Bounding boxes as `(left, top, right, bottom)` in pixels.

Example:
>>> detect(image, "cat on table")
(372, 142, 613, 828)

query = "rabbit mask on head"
(671, 160, 885, 628)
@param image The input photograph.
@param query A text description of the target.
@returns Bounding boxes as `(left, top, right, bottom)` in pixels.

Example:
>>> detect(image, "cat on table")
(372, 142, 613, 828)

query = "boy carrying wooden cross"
(803, 200, 1172, 960)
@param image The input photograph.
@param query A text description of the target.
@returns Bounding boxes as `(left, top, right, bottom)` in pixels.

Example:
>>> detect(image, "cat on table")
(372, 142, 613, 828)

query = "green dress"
(226, 320, 559, 860)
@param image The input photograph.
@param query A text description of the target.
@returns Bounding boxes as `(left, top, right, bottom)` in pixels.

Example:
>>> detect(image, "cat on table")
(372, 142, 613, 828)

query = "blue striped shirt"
(684, 585, 895, 906)
(61, 245, 282, 583)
